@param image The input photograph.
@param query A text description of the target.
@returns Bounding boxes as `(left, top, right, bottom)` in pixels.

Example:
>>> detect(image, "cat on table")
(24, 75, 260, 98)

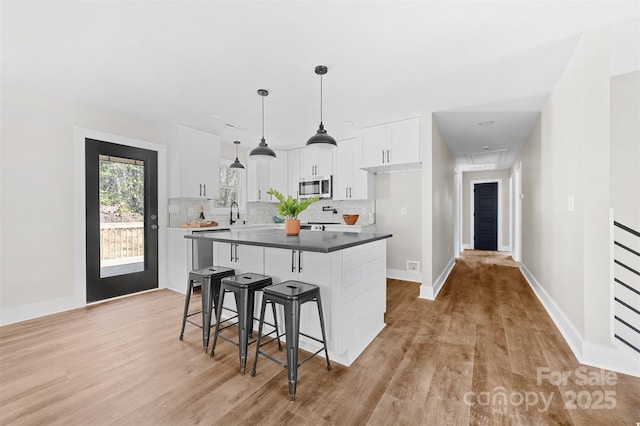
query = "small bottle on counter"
(198, 206, 205, 220)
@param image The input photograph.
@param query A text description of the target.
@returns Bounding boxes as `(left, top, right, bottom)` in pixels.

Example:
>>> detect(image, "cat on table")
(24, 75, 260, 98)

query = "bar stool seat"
(251, 280, 331, 401)
(179, 266, 235, 351)
(211, 273, 281, 374)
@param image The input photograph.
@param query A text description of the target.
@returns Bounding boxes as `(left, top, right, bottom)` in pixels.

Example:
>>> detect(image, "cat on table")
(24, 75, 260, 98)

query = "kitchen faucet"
(230, 202, 240, 225)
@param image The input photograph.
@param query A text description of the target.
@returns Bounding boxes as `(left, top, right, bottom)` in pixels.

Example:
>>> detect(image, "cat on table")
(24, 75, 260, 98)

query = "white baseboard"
(386, 269, 422, 283)
(499, 245, 512, 252)
(520, 263, 639, 378)
(462, 244, 473, 250)
(0, 295, 82, 326)
(419, 257, 455, 300)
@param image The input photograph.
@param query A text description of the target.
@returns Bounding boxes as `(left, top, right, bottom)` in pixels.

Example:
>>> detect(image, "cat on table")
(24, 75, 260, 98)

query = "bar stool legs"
(210, 273, 281, 374)
(178, 267, 235, 351)
(251, 281, 331, 402)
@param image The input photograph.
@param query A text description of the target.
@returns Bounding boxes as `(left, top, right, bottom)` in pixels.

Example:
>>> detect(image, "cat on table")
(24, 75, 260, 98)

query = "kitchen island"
(186, 229, 392, 366)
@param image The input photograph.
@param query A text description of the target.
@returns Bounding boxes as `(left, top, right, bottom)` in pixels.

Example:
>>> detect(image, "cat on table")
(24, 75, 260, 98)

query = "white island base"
(211, 238, 387, 367)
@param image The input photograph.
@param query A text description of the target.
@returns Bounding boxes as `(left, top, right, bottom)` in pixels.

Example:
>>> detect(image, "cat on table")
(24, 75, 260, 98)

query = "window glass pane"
(214, 165, 240, 208)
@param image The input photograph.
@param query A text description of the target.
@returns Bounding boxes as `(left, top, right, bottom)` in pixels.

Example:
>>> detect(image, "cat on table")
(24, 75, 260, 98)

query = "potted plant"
(267, 188, 320, 236)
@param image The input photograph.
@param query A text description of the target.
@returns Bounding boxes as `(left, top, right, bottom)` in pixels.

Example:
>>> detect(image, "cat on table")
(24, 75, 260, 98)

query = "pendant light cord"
(261, 95, 265, 139)
(320, 74, 323, 124)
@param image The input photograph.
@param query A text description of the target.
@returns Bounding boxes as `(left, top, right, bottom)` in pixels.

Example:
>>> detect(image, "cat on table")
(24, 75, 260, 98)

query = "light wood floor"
(1, 251, 639, 425)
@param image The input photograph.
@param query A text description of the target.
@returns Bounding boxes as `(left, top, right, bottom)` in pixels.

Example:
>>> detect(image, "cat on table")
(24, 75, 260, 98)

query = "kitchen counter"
(180, 227, 391, 366)
(185, 228, 391, 253)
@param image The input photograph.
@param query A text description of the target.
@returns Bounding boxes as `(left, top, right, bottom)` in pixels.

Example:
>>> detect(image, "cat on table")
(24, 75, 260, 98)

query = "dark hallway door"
(474, 182, 498, 251)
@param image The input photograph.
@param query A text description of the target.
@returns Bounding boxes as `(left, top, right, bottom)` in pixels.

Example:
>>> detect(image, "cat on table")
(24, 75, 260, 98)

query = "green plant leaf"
(266, 188, 319, 219)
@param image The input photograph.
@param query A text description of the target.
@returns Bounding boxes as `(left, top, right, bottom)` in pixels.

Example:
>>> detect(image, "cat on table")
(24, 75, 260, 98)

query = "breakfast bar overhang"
(186, 229, 392, 366)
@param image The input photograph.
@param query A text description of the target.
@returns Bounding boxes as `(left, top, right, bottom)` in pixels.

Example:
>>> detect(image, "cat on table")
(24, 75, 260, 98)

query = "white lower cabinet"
(263, 247, 339, 353)
(213, 241, 265, 316)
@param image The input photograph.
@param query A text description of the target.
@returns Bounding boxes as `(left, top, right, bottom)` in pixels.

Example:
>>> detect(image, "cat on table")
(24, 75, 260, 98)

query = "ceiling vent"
(465, 148, 508, 165)
(223, 122, 242, 130)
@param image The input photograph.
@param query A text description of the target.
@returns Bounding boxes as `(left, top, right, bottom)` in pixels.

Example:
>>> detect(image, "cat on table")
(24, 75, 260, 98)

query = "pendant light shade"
(307, 65, 337, 150)
(249, 89, 277, 161)
(229, 140, 245, 169)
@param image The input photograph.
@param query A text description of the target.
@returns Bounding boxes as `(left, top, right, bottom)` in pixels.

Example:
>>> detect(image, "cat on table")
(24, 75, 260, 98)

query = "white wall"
(610, 71, 640, 229)
(1, 85, 169, 324)
(462, 169, 511, 250)
(420, 115, 455, 299)
(375, 171, 422, 282)
(516, 27, 639, 375)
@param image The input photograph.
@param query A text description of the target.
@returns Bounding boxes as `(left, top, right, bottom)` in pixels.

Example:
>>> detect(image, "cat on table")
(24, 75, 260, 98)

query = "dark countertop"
(185, 229, 392, 253)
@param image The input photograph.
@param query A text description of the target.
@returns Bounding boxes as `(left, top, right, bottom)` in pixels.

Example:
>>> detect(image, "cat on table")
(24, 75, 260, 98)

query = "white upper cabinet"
(246, 158, 269, 202)
(288, 149, 300, 199)
(268, 150, 288, 202)
(247, 150, 288, 202)
(360, 117, 421, 173)
(171, 125, 221, 198)
(299, 147, 333, 178)
(334, 138, 374, 200)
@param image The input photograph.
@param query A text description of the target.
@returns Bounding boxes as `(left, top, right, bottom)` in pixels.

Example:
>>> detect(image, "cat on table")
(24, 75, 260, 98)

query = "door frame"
(74, 127, 167, 305)
(470, 178, 502, 251)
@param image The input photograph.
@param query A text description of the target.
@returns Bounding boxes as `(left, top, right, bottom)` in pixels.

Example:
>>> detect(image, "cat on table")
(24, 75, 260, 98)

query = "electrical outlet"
(407, 260, 420, 272)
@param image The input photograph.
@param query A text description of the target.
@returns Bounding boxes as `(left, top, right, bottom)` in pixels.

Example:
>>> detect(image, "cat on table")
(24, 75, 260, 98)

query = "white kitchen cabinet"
(174, 125, 221, 198)
(360, 117, 421, 172)
(299, 147, 333, 178)
(246, 158, 269, 202)
(167, 228, 215, 293)
(263, 247, 337, 349)
(267, 150, 288, 202)
(288, 149, 300, 199)
(334, 138, 374, 200)
(247, 151, 287, 202)
(213, 240, 264, 318)
(214, 240, 264, 274)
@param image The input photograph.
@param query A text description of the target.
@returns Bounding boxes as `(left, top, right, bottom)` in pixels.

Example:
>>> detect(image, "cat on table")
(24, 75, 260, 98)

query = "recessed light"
(478, 120, 494, 126)
(483, 145, 490, 150)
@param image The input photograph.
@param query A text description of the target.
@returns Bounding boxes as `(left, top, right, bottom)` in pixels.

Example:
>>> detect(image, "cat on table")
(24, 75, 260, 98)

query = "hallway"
(375, 250, 640, 424)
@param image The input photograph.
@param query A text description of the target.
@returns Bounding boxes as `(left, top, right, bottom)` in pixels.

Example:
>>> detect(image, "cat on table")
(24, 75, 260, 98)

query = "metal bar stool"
(251, 280, 331, 402)
(210, 273, 281, 374)
(179, 266, 235, 351)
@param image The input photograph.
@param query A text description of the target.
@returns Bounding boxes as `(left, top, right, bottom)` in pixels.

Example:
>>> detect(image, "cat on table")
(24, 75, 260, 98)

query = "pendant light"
(306, 65, 337, 150)
(249, 89, 277, 160)
(229, 140, 245, 169)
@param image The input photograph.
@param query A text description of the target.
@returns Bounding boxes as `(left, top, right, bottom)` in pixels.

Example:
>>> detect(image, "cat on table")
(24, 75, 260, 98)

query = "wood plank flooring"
(1, 250, 639, 425)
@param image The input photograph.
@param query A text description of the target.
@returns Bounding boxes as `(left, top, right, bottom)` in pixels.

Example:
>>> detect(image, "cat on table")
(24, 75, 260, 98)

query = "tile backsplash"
(168, 198, 375, 228)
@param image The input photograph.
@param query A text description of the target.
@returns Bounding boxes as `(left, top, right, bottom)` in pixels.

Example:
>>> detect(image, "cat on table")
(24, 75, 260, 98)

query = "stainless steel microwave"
(299, 175, 332, 199)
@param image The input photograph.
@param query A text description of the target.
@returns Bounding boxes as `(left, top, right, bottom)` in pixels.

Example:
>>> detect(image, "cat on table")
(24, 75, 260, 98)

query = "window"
(213, 160, 245, 211)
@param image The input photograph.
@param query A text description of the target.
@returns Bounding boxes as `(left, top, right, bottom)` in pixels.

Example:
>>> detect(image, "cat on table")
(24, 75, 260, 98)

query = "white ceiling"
(2, 1, 639, 168)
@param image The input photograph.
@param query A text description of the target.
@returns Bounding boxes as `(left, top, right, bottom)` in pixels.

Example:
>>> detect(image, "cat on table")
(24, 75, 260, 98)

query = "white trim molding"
(420, 257, 455, 300)
(387, 269, 422, 283)
(469, 178, 502, 250)
(520, 262, 640, 378)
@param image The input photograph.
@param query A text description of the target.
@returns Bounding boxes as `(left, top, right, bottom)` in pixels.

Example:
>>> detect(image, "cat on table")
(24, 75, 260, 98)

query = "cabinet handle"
(199, 184, 202, 196)
(387, 149, 390, 163)
(382, 150, 385, 164)
(298, 250, 302, 273)
(230, 244, 234, 262)
(291, 250, 296, 272)
(203, 184, 206, 197)
(349, 187, 352, 198)
(235, 244, 239, 262)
